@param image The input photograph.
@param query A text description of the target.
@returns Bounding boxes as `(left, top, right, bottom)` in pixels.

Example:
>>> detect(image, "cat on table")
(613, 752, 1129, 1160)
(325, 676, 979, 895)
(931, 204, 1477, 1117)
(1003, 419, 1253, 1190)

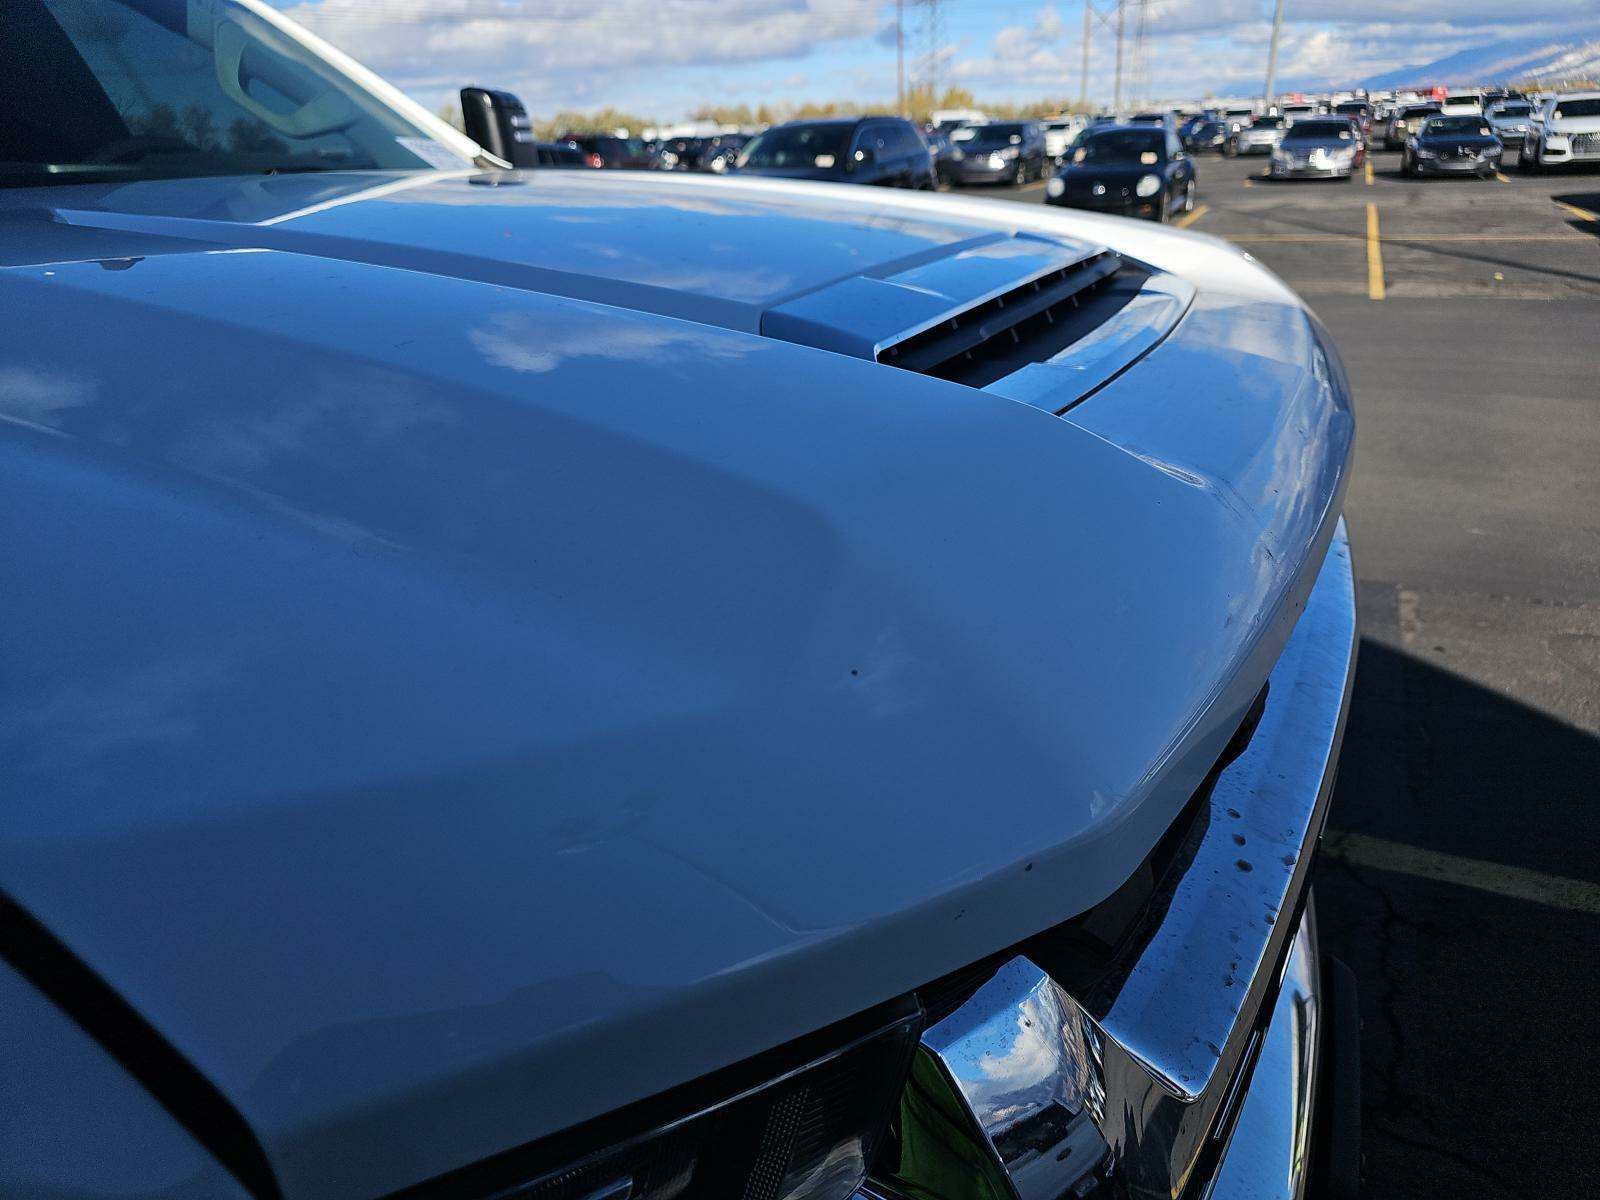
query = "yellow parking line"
(1015, 180, 1047, 194)
(1494, 171, 1511, 183)
(1364, 160, 1374, 186)
(1173, 203, 1209, 230)
(1242, 178, 1254, 188)
(1365, 203, 1385, 301)
(1554, 199, 1598, 222)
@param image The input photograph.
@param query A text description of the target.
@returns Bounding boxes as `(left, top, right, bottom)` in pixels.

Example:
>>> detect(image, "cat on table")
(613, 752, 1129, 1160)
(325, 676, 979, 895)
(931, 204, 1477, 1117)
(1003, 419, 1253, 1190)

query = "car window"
(738, 123, 849, 169)
(2, 0, 458, 187)
(1553, 98, 1600, 119)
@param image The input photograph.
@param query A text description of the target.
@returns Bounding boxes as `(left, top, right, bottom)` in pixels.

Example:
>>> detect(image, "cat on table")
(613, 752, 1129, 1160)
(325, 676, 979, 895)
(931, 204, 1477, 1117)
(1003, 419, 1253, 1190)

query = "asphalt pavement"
(975, 150, 1600, 1198)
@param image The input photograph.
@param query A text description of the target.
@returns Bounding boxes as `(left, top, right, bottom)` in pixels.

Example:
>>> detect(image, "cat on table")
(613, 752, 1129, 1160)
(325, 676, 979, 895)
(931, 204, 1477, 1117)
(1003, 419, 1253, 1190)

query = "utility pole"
(1262, 0, 1286, 112)
(1080, 0, 1092, 109)
(896, 0, 905, 117)
(1113, 0, 1125, 117)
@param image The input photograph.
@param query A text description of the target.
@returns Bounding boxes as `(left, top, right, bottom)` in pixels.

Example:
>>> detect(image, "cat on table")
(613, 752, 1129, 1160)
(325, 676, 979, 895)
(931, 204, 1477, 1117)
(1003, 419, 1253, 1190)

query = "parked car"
(944, 121, 1048, 186)
(1271, 118, 1364, 180)
(732, 117, 935, 188)
(1228, 113, 1287, 155)
(1519, 91, 1600, 171)
(656, 136, 711, 171)
(1046, 122, 1198, 219)
(1401, 113, 1503, 177)
(561, 133, 657, 169)
(1, 6, 1359, 1200)
(1439, 91, 1484, 116)
(1385, 102, 1441, 148)
(923, 127, 956, 182)
(1183, 118, 1230, 153)
(1332, 100, 1373, 138)
(1483, 99, 1535, 150)
(1221, 105, 1257, 135)
(1042, 115, 1087, 162)
(699, 134, 751, 174)
(535, 141, 589, 167)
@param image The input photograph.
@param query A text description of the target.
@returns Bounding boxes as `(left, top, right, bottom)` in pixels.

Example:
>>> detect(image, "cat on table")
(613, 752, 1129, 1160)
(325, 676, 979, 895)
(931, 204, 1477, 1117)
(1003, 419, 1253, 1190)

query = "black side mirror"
(460, 87, 538, 168)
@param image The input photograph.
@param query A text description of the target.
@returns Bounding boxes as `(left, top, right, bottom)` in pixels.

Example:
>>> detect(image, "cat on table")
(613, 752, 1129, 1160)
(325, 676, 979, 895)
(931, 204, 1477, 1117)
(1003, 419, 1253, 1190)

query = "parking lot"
(986, 151, 1600, 1196)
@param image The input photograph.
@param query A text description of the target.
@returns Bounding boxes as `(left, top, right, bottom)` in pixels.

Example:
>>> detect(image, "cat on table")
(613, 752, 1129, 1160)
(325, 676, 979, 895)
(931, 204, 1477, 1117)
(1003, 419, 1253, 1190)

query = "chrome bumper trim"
(1204, 903, 1322, 1200)
(896, 520, 1356, 1199)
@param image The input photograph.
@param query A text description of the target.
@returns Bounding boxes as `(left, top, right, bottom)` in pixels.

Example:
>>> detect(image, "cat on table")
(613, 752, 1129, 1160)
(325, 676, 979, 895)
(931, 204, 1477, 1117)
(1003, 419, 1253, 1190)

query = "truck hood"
(0, 171, 1352, 1200)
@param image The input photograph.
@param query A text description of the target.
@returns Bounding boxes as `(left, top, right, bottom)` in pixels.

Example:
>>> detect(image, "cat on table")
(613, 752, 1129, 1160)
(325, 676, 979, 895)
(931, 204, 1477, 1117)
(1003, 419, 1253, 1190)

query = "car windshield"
(1553, 99, 1600, 118)
(954, 124, 1026, 148)
(1072, 130, 1164, 163)
(1444, 96, 1479, 106)
(2, 0, 465, 189)
(1401, 107, 1439, 119)
(1423, 117, 1492, 136)
(1253, 116, 1286, 128)
(1335, 104, 1368, 114)
(1286, 121, 1354, 140)
(1490, 103, 1532, 117)
(737, 123, 849, 169)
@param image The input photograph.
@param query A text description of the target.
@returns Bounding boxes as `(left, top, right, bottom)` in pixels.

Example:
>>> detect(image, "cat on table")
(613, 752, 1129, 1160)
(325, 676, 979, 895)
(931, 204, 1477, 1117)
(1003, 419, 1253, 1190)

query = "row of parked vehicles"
(1173, 88, 1600, 179)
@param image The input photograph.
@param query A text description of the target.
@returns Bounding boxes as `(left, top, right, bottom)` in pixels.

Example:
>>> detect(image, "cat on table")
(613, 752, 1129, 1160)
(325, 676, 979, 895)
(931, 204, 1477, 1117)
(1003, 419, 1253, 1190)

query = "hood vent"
(877, 252, 1143, 389)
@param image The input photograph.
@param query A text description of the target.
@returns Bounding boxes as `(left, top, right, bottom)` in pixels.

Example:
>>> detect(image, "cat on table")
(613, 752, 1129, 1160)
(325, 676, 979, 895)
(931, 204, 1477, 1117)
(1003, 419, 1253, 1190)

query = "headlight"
(998, 147, 1020, 160)
(1135, 173, 1161, 198)
(1329, 145, 1355, 162)
(1046, 177, 1065, 197)
(951, 149, 964, 161)
(1485, 144, 1501, 156)
(1415, 146, 1436, 158)
(1544, 135, 1569, 149)
(659, 151, 678, 167)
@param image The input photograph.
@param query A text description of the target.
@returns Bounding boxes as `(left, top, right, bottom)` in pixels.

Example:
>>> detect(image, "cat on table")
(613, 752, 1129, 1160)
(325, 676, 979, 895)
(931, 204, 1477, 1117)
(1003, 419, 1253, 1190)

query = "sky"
(271, 0, 1596, 121)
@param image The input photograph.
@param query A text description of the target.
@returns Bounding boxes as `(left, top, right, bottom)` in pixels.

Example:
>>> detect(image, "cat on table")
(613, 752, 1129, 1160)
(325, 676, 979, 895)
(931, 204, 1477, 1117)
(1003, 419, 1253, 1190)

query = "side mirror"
(460, 87, 538, 168)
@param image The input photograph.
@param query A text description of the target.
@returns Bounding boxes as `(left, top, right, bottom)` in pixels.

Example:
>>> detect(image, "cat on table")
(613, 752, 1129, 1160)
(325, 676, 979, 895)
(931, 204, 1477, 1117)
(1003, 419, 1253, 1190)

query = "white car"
(1042, 115, 1087, 161)
(1520, 91, 1600, 170)
(1439, 91, 1484, 116)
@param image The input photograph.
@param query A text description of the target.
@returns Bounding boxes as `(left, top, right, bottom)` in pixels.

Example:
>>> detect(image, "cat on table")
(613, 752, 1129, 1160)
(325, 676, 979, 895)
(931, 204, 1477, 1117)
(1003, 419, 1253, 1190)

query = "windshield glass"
(1071, 130, 1164, 163)
(1444, 95, 1480, 106)
(1252, 115, 1286, 129)
(954, 124, 1025, 148)
(737, 123, 849, 169)
(1286, 121, 1354, 140)
(2, 0, 465, 188)
(1554, 99, 1600, 119)
(1422, 117, 1492, 136)
(1490, 103, 1532, 117)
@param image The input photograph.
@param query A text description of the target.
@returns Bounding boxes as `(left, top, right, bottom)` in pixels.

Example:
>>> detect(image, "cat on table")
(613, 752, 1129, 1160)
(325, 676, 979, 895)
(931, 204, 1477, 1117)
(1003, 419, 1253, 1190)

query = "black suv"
(731, 117, 935, 188)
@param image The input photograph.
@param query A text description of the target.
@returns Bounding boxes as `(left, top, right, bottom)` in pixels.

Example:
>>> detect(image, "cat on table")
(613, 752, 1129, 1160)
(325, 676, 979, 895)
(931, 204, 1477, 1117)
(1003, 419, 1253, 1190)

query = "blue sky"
(272, 0, 1595, 120)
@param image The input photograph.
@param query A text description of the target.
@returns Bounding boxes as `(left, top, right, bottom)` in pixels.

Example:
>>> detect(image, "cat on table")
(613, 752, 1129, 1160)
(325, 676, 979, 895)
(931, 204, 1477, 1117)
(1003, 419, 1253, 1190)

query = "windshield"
(1554, 99, 1600, 119)
(1422, 117, 1493, 137)
(2, 0, 467, 189)
(953, 124, 1026, 148)
(1444, 95, 1480, 106)
(1071, 130, 1164, 164)
(737, 123, 849, 169)
(1490, 103, 1532, 117)
(1286, 121, 1354, 140)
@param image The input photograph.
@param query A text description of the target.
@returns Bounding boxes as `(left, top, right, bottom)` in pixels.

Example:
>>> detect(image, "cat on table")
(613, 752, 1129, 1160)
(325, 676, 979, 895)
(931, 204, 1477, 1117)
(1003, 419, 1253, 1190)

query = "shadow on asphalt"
(1315, 635, 1600, 1198)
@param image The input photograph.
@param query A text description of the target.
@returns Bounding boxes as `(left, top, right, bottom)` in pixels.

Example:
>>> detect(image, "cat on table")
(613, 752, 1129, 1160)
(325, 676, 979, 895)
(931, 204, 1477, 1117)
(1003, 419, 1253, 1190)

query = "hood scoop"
(763, 230, 1194, 414)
